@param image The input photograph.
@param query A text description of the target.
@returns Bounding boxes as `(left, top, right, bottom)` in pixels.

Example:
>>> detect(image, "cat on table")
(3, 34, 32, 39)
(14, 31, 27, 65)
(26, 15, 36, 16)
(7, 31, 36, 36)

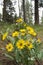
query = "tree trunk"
(22, 0, 26, 22)
(3, 0, 7, 21)
(35, 0, 39, 24)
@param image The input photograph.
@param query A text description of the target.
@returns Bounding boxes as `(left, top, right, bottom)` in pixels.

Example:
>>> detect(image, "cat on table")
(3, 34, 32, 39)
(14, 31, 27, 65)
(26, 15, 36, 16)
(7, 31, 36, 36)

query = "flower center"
(20, 43, 22, 46)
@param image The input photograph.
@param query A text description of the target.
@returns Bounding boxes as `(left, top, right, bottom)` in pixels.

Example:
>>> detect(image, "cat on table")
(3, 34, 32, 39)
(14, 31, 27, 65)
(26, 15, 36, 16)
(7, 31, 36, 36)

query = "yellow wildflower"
(31, 32, 37, 36)
(20, 29, 26, 32)
(25, 40, 30, 46)
(12, 31, 19, 37)
(16, 39, 25, 49)
(28, 29, 37, 37)
(16, 18, 23, 23)
(6, 43, 13, 52)
(16, 20, 19, 22)
(21, 33, 25, 36)
(2, 32, 8, 40)
(37, 38, 41, 43)
(28, 30, 34, 34)
(26, 26, 34, 34)
(27, 43, 33, 49)
(20, 29, 26, 36)
(19, 18, 23, 22)
(26, 26, 34, 31)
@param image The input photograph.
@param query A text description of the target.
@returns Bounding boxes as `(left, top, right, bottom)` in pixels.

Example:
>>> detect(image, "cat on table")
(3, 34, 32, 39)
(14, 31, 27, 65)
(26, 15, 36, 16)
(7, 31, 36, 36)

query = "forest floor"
(0, 22, 43, 65)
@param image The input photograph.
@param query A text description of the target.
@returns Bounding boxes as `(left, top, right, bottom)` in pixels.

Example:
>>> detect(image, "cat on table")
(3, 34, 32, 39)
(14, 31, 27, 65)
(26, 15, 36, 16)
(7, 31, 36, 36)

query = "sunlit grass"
(32, 25, 43, 32)
(0, 22, 43, 32)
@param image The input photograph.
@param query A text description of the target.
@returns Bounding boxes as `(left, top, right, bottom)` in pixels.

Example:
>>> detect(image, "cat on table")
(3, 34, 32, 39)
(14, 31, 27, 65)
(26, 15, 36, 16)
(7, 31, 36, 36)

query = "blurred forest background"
(0, 0, 43, 24)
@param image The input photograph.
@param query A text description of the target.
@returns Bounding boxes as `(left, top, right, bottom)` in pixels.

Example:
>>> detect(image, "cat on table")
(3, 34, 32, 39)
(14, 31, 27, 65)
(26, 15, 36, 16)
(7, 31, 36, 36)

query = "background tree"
(35, 0, 39, 24)
(22, 0, 26, 22)
(3, 0, 15, 23)
(39, 0, 43, 7)
(0, 13, 2, 21)
(25, 0, 33, 24)
(3, 0, 6, 22)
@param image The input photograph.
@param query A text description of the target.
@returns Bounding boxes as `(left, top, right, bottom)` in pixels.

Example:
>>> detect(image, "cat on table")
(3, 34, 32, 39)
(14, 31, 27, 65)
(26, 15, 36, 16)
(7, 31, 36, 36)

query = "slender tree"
(22, 0, 26, 22)
(35, 0, 39, 24)
(3, 0, 6, 21)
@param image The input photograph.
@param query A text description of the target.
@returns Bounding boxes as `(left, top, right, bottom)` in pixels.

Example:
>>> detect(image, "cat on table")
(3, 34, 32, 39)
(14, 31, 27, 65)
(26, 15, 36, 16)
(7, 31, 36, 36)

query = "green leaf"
(38, 49, 43, 60)
(7, 36, 15, 45)
(4, 53, 14, 60)
(15, 49, 21, 62)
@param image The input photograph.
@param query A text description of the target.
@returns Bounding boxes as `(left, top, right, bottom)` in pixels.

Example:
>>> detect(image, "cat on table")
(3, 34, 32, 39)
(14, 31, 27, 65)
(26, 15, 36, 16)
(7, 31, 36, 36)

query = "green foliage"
(0, 19, 42, 65)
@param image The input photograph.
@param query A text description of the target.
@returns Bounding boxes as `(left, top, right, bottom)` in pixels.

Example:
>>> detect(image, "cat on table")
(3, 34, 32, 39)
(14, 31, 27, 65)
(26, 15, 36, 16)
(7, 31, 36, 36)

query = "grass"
(0, 21, 43, 36)
(32, 25, 43, 32)
(0, 21, 43, 31)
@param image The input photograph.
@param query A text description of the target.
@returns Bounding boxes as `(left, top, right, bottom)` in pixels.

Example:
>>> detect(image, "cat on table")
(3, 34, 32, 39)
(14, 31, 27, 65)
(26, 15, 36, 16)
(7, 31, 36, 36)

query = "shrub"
(1, 18, 42, 65)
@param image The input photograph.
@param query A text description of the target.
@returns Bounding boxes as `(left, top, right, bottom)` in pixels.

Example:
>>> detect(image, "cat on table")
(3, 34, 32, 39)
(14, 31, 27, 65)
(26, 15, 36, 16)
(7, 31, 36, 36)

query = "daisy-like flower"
(20, 29, 26, 36)
(27, 43, 33, 49)
(31, 32, 37, 36)
(2, 32, 8, 41)
(28, 30, 34, 34)
(20, 29, 26, 32)
(25, 40, 30, 47)
(16, 39, 25, 49)
(12, 31, 19, 37)
(26, 26, 37, 36)
(26, 26, 34, 32)
(16, 18, 23, 23)
(6, 43, 14, 52)
(26, 26, 34, 34)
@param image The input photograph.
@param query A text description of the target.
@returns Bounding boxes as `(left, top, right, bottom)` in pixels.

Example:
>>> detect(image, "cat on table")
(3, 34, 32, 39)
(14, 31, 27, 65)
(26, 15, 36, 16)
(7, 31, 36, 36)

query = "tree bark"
(35, 0, 39, 24)
(22, 0, 26, 22)
(3, 0, 7, 21)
